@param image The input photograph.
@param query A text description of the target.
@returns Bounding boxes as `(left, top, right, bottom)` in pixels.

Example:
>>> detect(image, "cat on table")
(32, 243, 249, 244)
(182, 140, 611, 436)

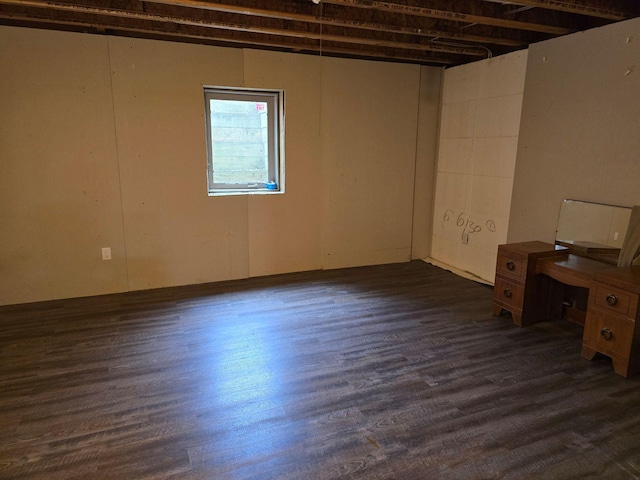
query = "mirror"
(555, 199, 632, 264)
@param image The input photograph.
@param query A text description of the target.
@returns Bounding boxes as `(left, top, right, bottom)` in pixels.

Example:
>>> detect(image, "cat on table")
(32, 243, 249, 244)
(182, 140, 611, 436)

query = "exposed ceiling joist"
(0, 0, 487, 56)
(152, 0, 526, 47)
(0, 9, 453, 64)
(0, 0, 637, 66)
(482, 0, 631, 20)
(323, 0, 573, 34)
(0, 0, 521, 49)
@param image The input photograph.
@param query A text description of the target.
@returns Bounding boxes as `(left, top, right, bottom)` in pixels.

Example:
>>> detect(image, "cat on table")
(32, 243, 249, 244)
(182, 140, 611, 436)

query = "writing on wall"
(443, 209, 496, 245)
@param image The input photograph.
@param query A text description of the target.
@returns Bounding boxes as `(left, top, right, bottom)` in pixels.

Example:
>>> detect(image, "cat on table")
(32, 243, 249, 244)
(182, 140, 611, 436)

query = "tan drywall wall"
(320, 57, 421, 269)
(412, 66, 443, 260)
(431, 50, 527, 283)
(0, 28, 128, 304)
(508, 17, 640, 244)
(243, 50, 324, 277)
(108, 37, 249, 290)
(0, 26, 437, 306)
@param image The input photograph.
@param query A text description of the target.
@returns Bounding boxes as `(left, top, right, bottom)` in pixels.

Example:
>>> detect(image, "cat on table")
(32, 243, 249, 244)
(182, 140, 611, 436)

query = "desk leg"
(612, 358, 631, 377)
(583, 345, 634, 377)
(581, 345, 597, 361)
(511, 312, 523, 327)
(492, 304, 523, 327)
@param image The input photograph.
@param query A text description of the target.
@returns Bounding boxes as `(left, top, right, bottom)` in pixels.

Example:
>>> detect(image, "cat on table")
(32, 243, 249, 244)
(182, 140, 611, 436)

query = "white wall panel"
(431, 50, 528, 283)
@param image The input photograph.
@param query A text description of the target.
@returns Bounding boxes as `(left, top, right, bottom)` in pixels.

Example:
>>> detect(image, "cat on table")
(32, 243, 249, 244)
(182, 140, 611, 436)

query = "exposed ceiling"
(1, 0, 638, 67)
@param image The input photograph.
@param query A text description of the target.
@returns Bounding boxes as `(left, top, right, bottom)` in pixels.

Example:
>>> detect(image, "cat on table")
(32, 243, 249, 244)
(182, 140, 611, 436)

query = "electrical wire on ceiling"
(431, 37, 493, 59)
(317, 0, 323, 58)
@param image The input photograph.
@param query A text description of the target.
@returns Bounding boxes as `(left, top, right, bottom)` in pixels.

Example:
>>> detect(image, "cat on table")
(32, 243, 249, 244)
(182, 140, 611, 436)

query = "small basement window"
(204, 86, 285, 195)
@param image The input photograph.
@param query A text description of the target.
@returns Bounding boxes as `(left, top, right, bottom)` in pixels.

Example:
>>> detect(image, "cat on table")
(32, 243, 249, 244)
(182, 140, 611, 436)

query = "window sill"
(208, 189, 285, 197)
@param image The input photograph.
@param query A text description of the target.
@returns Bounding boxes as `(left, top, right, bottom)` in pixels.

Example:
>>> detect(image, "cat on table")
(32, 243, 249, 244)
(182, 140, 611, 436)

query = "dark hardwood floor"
(2, 261, 640, 479)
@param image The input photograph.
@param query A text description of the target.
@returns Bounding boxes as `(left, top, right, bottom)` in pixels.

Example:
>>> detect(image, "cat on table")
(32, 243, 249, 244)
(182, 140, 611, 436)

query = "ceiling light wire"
(430, 38, 493, 59)
(319, 0, 323, 59)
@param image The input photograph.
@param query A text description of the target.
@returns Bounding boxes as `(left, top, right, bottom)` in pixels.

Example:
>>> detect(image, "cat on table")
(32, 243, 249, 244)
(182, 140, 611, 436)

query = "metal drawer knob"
(600, 328, 613, 341)
(605, 294, 618, 306)
(503, 288, 512, 299)
(506, 261, 515, 271)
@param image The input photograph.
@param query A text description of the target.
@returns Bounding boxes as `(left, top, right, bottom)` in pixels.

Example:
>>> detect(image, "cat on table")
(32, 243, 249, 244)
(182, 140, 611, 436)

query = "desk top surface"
(594, 267, 640, 294)
(536, 254, 619, 288)
(500, 241, 568, 256)
(537, 254, 640, 292)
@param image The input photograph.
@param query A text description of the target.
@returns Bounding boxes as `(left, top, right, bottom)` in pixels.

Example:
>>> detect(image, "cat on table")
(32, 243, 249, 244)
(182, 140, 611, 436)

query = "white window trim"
(204, 86, 285, 196)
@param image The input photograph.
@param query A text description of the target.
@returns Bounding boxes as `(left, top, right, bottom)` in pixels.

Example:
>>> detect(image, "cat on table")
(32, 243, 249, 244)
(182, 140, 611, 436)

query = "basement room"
(2, 0, 640, 478)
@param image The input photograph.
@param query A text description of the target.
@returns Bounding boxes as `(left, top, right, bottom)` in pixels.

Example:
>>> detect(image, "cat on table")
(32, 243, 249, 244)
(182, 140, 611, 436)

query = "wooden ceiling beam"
(322, 0, 573, 34)
(0, 0, 487, 57)
(0, 1, 488, 56)
(0, 9, 455, 65)
(0, 0, 524, 47)
(148, 0, 524, 47)
(319, 17, 524, 47)
(482, 0, 631, 21)
(1, 0, 634, 67)
(295, 45, 455, 64)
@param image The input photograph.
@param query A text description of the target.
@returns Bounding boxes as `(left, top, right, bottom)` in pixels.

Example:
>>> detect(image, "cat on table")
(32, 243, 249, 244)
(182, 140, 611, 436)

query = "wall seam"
(408, 67, 423, 260)
(106, 37, 131, 292)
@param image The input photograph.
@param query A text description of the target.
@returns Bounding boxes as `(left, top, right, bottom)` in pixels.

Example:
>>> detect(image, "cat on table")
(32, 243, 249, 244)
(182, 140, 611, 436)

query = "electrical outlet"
(614, 232, 619, 241)
(102, 247, 112, 260)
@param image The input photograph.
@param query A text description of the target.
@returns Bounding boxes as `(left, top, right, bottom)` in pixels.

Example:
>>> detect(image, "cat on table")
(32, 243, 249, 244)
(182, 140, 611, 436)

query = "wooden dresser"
(492, 241, 568, 327)
(494, 242, 640, 377)
(582, 268, 640, 377)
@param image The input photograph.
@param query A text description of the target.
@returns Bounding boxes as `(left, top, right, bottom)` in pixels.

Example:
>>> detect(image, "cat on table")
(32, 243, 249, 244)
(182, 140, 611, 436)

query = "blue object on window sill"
(266, 182, 278, 190)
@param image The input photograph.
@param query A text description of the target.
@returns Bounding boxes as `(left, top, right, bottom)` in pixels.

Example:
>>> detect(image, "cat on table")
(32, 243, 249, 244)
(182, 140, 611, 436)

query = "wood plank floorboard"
(2, 261, 640, 479)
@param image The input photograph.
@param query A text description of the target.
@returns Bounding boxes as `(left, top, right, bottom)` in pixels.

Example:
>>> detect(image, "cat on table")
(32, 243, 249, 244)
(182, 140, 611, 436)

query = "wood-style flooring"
(2, 261, 640, 479)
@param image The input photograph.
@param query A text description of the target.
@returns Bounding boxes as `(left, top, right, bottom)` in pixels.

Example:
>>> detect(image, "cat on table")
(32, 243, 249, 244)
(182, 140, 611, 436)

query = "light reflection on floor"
(195, 311, 302, 474)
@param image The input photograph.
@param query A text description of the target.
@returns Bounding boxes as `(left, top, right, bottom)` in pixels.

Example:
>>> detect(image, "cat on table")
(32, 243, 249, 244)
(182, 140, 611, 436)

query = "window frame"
(204, 86, 285, 196)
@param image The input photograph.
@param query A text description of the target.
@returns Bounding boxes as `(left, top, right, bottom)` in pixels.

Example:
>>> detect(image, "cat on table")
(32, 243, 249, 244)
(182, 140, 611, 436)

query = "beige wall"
(320, 57, 422, 269)
(244, 50, 324, 278)
(0, 26, 441, 306)
(430, 50, 528, 283)
(412, 66, 444, 260)
(108, 37, 248, 291)
(508, 17, 640, 244)
(0, 29, 129, 302)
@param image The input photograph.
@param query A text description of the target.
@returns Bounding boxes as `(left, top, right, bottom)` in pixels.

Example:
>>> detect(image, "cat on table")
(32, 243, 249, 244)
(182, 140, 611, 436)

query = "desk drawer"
(592, 284, 635, 317)
(496, 253, 526, 282)
(494, 277, 524, 310)
(584, 311, 634, 357)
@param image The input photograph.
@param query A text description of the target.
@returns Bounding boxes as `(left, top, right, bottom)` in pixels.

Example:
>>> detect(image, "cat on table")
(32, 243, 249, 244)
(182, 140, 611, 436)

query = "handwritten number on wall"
(443, 209, 497, 244)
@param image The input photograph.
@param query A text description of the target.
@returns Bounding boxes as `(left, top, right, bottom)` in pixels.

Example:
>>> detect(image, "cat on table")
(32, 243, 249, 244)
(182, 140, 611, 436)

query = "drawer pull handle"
(600, 328, 613, 341)
(506, 261, 515, 271)
(605, 294, 618, 306)
(503, 288, 512, 299)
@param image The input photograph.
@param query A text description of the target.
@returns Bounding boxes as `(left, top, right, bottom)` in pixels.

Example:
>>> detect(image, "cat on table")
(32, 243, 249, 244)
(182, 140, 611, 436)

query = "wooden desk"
(536, 255, 618, 289)
(555, 240, 621, 265)
(492, 241, 569, 327)
(582, 268, 640, 377)
(494, 242, 640, 377)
